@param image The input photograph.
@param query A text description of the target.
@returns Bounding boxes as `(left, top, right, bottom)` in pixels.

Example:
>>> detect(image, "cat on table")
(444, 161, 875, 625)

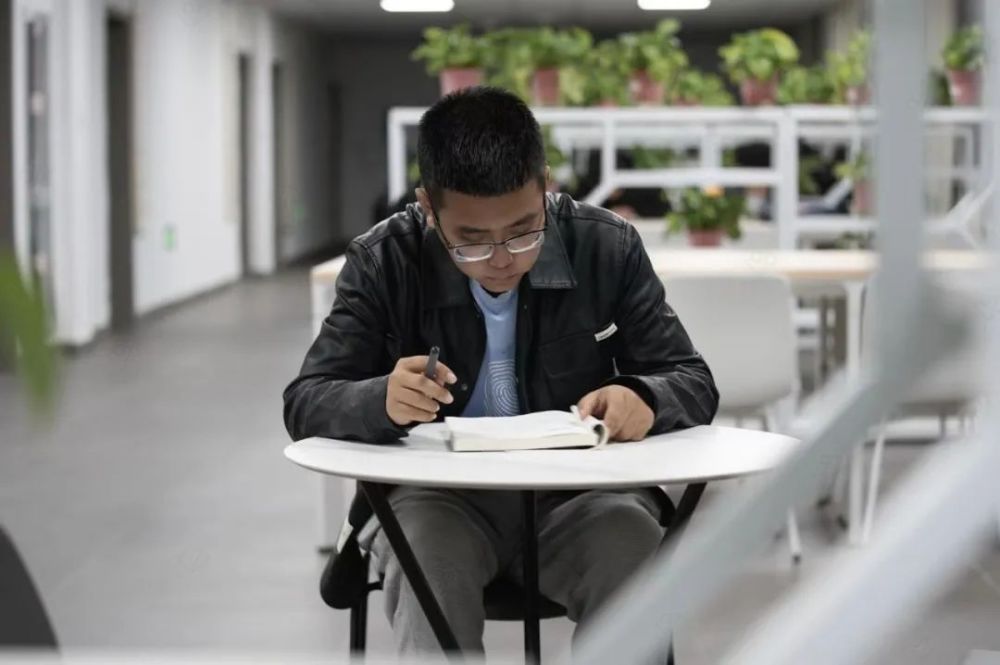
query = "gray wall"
(327, 36, 436, 240)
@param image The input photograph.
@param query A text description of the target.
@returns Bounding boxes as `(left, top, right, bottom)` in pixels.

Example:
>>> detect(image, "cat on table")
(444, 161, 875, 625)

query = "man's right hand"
(386, 356, 458, 426)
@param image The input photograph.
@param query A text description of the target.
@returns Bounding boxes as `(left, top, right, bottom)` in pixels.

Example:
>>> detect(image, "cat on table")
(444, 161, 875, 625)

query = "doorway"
(237, 53, 252, 276)
(106, 14, 135, 330)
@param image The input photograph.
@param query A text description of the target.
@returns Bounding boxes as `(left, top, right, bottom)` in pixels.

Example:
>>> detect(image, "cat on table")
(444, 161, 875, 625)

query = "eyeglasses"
(432, 207, 547, 263)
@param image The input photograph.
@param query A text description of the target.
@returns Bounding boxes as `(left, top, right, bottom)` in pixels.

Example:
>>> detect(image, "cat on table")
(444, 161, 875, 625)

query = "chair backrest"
(861, 273, 984, 407)
(663, 274, 797, 413)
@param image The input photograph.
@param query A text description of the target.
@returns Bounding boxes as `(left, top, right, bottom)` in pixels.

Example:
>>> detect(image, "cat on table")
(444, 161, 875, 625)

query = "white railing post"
(775, 113, 799, 249)
(387, 108, 407, 203)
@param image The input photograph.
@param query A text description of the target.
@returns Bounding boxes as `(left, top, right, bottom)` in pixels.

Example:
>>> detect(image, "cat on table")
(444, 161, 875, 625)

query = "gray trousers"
(359, 486, 665, 654)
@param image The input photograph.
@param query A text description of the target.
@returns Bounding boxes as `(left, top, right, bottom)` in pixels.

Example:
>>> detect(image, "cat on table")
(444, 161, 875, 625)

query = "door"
(106, 14, 135, 330)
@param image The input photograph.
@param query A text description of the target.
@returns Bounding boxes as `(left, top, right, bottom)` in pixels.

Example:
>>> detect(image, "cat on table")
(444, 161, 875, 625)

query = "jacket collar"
(419, 193, 577, 310)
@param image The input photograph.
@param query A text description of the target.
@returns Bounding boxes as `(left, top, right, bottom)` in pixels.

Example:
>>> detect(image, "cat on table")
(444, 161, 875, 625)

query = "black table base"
(359, 481, 706, 664)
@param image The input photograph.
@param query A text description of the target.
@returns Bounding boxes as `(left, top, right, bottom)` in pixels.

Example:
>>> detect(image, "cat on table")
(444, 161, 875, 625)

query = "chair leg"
(763, 410, 803, 564)
(349, 554, 371, 654)
(860, 420, 888, 545)
(666, 639, 675, 665)
(787, 510, 803, 565)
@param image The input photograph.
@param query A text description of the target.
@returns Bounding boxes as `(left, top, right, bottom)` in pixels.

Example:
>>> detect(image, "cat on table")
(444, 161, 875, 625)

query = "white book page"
(445, 410, 607, 444)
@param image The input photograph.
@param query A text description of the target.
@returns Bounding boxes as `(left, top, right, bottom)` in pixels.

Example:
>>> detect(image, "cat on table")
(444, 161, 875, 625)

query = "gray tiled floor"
(2, 270, 999, 663)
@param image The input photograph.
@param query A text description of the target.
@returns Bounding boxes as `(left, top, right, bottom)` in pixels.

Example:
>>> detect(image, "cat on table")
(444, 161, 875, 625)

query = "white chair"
(856, 276, 984, 544)
(663, 274, 803, 562)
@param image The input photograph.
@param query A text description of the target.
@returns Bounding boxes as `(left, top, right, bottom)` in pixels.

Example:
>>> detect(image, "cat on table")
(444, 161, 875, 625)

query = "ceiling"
(252, 0, 840, 35)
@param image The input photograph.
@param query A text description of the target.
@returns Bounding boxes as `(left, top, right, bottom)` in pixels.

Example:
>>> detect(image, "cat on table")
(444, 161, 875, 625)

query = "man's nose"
(488, 244, 514, 269)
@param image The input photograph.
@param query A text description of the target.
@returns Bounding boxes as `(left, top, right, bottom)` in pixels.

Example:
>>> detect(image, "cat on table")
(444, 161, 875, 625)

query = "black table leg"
(522, 489, 541, 665)
(359, 482, 463, 659)
(660, 483, 707, 549)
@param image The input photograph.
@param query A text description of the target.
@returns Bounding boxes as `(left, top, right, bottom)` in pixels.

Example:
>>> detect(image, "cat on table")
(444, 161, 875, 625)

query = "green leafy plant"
(798, 154, 825, 195)
(542, 126, 568, 171)
(562, 40, 630, 106)
(670, 69, 734, 105)
(522, 27, 592, 69)
(942, 25, 984, 71)
(834, 151, 871, 181)
(667, 187, 745, 239)
(0, 253, 57, 416)
(620, 19, 689, 84)
(483, 28, 534, 100)
(411, 25, 488, 75)
(719, 28, 799, 84)
(630, 146, 677, 169)
(777, 65, 835, 104)
(827, 30, 871, 99)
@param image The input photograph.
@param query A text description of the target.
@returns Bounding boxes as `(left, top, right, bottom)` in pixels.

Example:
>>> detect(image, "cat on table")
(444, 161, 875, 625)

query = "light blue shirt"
(461, 279, 521, 418)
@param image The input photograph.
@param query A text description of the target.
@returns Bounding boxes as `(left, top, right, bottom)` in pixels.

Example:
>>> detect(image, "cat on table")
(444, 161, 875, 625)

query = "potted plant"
(719, 28, 799, 106)
(522, 27, 592, 106)
(827, 30, 871, 105)
(411, 25, 488, 97)
(670, 69, 734, 106)
(620, 19, 689, 105)
(777, 64, 835, 104)
(0, 252, 59, 648)
(835, 152, 872, 216)
(798, 154, 825, 197)
(562, 40, 630, 107)
(631, 146, 677, 169)
(667, 186, 745, 247)
(942, 25, 984, 105)
(484, 28, 533, 101)
(542, 126, 571, 191)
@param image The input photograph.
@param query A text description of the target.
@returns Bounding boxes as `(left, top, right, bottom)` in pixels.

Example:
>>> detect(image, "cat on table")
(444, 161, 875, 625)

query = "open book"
(444, 408, 609, 452)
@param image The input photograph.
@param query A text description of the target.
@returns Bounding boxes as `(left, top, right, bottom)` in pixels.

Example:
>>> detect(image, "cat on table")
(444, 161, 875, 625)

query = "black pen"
(424, 346, 440, 380)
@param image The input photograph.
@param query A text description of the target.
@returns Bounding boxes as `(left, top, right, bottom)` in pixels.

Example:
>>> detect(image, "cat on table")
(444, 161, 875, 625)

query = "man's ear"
(415, 187, 435, 228)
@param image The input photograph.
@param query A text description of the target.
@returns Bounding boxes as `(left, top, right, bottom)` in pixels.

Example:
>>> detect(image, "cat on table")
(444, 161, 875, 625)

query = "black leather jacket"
(284, 193, 719, 443)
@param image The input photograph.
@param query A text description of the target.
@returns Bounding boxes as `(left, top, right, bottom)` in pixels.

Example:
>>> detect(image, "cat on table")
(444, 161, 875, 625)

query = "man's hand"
(386, 356, 458, 426)
(576, 385, 654, 442)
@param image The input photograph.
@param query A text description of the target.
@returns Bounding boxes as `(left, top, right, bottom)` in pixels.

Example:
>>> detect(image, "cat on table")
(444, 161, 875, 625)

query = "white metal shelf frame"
(387, 105, 989, 249)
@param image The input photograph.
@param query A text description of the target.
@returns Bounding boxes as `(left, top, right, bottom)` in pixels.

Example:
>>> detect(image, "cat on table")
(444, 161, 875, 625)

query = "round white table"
(285, 424, 799, 663)
(285, 423, 799, 490)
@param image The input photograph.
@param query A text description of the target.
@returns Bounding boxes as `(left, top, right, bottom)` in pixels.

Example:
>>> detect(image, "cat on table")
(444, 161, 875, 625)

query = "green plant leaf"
(0, 252, 57, 416)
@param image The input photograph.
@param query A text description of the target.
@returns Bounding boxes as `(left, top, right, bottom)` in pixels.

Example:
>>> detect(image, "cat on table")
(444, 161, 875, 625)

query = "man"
(283, 87, 718, 654)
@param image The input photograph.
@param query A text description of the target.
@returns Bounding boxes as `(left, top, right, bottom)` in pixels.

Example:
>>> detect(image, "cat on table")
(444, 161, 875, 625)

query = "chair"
(855, 276, 984, 543)
(321, 488, 690, 663)
(662, 274, 803, 561)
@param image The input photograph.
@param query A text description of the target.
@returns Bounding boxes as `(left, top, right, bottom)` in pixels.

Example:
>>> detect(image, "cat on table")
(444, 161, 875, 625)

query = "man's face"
(418, 179, 547, 294)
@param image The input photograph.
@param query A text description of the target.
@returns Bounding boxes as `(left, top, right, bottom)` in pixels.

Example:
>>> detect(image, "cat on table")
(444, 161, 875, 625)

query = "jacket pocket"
(539, 326, 614, 382)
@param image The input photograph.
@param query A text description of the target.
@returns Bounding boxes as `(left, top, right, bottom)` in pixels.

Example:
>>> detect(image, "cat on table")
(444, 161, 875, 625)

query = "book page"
(445, 410, 596, 440)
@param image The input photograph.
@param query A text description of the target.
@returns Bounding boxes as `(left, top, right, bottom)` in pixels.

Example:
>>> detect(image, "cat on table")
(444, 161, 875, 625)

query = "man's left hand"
(576, 385, 654, 442)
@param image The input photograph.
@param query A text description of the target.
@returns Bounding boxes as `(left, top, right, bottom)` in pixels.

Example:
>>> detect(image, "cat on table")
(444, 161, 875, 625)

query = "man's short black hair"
(417, 86, 546, 207)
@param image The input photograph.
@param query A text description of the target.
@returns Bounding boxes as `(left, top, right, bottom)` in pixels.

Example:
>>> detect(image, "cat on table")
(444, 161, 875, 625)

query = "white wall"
(10, 0, 339, 345)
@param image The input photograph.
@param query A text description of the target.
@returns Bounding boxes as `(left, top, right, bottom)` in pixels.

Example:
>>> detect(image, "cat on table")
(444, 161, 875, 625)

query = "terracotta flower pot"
(852, 179, 873, 216)
(845, 83, 870, 105)
(439, 68, 483, 97)
(688, 229, 725, 247)
(598, 98, 619, 108)
(946, 69, 980, 106)
(739, 77, 778, 106)
(532, 68, 561, 106)
(629, 70, 665, 106)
